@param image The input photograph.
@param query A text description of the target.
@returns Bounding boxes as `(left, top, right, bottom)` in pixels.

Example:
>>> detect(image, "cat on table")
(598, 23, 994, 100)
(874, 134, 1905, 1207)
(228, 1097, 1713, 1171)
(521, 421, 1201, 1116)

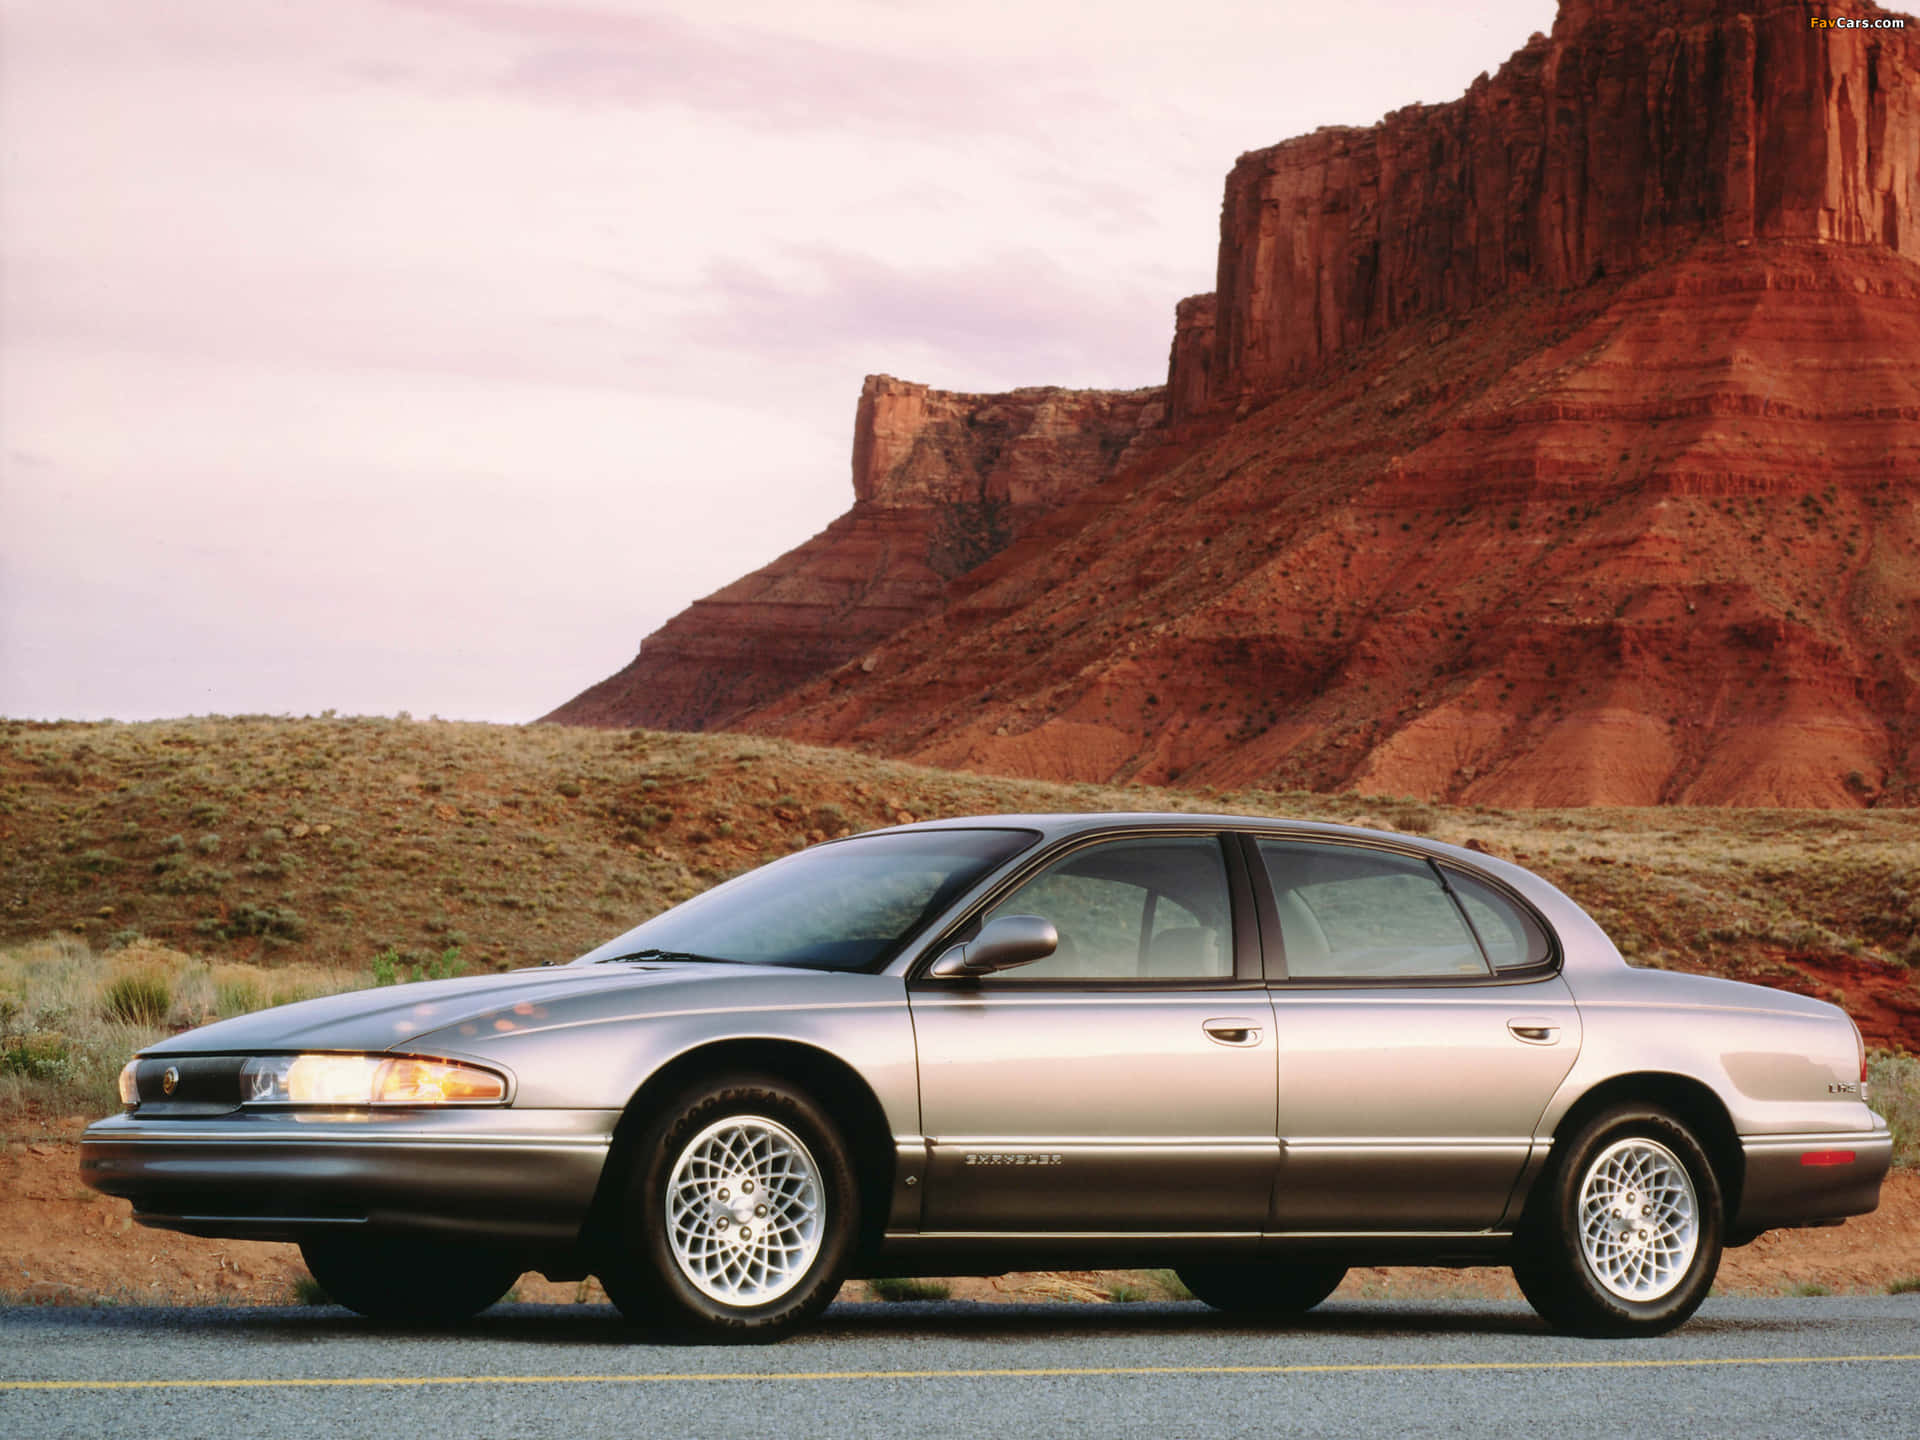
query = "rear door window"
(1256, 840, 1490, 980)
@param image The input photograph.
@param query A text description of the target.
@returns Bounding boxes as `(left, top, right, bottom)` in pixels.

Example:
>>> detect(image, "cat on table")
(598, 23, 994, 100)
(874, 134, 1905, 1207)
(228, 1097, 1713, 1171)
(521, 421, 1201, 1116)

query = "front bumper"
(79, 1108, 617, 1246)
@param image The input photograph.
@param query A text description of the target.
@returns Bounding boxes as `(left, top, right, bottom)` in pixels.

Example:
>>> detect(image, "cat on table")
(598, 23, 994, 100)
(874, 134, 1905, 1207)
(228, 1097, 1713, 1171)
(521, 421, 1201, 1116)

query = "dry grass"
(1869, 1052, 1920, 1168)
(0, 935, 361, 1119)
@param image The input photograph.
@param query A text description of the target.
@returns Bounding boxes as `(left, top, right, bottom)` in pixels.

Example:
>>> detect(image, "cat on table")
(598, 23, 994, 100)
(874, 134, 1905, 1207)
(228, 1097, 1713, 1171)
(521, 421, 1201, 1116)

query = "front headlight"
(117, 1059, 140, 1108)
(240, 1054, 507, 1106)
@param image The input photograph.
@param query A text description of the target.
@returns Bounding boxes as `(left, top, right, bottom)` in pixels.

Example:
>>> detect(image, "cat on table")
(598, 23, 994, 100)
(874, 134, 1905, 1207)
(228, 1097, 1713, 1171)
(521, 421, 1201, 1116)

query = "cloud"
(382, 0, 1085, 140)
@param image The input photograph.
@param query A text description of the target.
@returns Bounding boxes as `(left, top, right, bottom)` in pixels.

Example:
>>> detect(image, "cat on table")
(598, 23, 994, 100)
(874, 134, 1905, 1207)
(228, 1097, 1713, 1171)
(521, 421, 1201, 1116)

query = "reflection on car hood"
(140, 963, 759, 1055)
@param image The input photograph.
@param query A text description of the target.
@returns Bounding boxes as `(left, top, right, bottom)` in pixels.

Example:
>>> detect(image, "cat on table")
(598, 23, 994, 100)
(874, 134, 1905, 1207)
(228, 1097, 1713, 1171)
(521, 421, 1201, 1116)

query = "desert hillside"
(552, 0, 1920, 808)
(2, 717, 1917, 1049)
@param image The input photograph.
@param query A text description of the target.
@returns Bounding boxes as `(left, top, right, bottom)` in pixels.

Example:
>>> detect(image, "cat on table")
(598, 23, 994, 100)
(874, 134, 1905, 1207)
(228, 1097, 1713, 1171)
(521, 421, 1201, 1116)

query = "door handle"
(1507, 1018, 1560, 1045)
(1203, 1017, 1263, 1047)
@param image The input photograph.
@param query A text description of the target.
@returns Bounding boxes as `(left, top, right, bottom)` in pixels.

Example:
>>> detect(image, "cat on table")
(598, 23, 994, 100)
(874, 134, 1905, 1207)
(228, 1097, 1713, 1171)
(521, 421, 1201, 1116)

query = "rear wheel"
(1177, 1261, 1347, 1316)
(1513, 1104, 1722, 1337)
(599, 1074, 858, 1341)
(298, 1233, 519, 1325)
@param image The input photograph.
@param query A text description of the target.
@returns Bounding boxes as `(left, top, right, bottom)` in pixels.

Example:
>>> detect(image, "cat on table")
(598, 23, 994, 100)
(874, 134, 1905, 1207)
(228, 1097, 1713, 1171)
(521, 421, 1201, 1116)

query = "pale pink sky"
(0, 0, 1556, 722)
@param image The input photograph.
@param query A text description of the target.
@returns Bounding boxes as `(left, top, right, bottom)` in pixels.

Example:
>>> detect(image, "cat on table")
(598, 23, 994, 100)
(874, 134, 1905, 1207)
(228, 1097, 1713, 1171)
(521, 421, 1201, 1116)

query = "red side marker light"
(1799, 1150, 1855, 1167)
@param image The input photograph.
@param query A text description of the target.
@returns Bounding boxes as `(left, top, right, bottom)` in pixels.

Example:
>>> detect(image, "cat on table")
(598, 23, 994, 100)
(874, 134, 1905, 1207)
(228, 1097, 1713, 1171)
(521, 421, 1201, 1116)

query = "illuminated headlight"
(117, 1060, 140, 1109)
(240, 1054, 507, 1106)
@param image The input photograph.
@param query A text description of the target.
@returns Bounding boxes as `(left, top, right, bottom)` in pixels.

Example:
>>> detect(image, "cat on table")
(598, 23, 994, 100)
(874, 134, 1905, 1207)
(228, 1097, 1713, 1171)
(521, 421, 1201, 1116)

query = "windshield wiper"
(596, 948, 746, 966)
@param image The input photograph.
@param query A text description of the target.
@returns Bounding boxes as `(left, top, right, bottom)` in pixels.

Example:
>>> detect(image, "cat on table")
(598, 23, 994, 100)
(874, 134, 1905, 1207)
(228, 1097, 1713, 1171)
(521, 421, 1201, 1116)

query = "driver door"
(907, 833, 1278, 1232)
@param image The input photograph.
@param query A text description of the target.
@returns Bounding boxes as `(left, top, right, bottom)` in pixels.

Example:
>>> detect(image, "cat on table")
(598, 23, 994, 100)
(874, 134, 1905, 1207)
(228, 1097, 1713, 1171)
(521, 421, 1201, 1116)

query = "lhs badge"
(161, 1066, 179, 1096)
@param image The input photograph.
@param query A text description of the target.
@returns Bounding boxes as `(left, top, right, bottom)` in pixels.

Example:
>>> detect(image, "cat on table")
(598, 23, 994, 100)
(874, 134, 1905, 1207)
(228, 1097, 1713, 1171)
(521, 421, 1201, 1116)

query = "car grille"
(130, 1055, 245, 1115)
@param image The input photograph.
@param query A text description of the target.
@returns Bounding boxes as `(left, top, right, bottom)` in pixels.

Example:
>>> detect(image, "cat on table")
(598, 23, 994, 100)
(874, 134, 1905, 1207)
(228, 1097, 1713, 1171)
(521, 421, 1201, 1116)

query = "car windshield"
(570, 827, 1039, 973)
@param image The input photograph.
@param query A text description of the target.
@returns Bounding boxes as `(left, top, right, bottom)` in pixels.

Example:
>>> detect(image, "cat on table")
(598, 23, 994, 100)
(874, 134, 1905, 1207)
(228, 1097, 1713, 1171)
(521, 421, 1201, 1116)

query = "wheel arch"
(582, 1037, 897, 1264)
(1524, 1072, 1744, 1225)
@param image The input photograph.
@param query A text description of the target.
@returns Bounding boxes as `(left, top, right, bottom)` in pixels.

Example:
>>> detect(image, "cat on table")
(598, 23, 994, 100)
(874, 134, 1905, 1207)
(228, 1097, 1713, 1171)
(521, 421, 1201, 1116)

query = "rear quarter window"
(1443, 868, 1554, 972)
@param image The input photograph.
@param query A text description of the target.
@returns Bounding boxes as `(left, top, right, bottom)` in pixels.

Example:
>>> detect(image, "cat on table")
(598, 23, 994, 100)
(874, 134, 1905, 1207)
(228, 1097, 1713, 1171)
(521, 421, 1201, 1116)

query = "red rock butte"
(549, 0, 1920, 809)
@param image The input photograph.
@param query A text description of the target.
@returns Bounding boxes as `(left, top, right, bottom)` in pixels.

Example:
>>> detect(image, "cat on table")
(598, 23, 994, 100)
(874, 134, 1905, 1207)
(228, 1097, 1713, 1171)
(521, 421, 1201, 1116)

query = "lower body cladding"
(77, 1115, 1895, 1281)
(78, 1109, 615, 1247)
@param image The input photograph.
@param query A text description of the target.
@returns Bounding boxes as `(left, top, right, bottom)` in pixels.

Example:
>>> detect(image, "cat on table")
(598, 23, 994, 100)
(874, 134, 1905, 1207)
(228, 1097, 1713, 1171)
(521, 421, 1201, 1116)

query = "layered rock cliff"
(545, 377, 1164, 730)
(552, 0, 1920, 808)
(1176, 0, 1920, 409)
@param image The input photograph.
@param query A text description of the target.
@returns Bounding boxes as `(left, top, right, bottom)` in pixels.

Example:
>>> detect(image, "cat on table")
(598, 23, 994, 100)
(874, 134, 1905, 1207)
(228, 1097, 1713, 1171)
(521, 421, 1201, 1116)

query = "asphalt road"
(2, 1297, 1916, 1440)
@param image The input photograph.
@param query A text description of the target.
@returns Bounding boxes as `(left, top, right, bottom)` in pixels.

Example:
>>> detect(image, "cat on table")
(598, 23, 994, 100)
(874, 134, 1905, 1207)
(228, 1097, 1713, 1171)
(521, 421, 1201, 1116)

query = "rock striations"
(1188, 0, 1920, 407)
(551, 0, 1920, 808)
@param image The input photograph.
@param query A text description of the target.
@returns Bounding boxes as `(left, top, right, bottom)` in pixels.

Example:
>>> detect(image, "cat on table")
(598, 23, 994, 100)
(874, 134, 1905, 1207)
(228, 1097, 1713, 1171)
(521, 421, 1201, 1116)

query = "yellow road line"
(3, 1354, 1918, 1391)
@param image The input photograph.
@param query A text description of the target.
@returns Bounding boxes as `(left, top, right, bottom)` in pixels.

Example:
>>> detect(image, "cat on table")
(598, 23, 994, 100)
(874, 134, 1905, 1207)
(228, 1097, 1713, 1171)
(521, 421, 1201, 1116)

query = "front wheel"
(298, 1234, 520, 1325)
(1177, 1261, 1347, 1316)
(599, 1074, 859, 1341)
(1513, 1104, 1723, 1337)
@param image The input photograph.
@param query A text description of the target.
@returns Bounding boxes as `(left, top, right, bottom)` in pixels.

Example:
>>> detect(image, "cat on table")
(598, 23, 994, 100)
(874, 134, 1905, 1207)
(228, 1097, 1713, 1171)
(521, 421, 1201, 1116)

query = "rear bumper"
(1733, 1126, 1894, 1234)
(79, 1108, 616, 1247)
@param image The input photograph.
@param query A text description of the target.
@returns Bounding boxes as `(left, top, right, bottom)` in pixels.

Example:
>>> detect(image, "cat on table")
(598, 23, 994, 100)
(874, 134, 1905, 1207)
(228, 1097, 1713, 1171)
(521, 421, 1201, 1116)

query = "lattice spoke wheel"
(1514, 1104, 1723, 1338)
(1575, 1137, 1699, 1303)
(664, 1115, 825, 1307)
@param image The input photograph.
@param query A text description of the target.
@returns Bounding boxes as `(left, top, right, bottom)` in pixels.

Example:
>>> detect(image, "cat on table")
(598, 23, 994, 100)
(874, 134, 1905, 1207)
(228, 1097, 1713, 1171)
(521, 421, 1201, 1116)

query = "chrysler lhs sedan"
(81, 815, 1891, 1339)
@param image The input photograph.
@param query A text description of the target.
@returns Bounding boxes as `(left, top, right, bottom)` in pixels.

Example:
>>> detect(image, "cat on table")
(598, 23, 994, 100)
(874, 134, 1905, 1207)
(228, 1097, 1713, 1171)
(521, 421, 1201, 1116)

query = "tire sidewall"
(1535, 1105, 1723, 1335)
(619, 1074, 859, 1338)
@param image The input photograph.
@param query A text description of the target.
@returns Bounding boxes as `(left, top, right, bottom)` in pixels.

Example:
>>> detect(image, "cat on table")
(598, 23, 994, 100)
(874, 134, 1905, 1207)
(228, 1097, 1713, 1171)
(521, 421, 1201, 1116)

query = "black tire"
(1512, 1104, 1723, 1337)
(599, 1074, 859, 1341)
(1177, 1261, 1347, 1316)
(298, 1233, 520, 1325)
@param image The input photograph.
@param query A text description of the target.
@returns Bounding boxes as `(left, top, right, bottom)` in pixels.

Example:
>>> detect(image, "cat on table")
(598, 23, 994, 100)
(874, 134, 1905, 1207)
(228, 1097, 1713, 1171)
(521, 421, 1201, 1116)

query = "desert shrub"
(101, 969, 172, 1027)
(229, 903, 305, 942)
(154, 865, 229, 896)
(0, 1031, 73, 1081)
(369, 945, 464, 987)
(1868, 1051, 1919, 1168)
(216, 976, 265, 1017)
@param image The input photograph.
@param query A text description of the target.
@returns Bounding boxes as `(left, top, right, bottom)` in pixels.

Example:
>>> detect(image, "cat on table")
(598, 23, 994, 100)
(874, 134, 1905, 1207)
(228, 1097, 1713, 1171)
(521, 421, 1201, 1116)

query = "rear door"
(908, 832, 1279, 1232)
(1249, 837, 1581, 1232)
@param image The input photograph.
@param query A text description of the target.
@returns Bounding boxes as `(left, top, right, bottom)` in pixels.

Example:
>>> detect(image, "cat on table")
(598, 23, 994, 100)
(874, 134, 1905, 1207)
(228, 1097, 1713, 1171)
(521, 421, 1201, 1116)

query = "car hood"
(140, 963, 761, 1055)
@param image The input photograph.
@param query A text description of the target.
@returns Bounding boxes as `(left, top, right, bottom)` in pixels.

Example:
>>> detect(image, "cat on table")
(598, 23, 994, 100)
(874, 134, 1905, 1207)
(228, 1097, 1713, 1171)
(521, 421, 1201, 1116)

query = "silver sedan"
(80, 815, 1893, 1339)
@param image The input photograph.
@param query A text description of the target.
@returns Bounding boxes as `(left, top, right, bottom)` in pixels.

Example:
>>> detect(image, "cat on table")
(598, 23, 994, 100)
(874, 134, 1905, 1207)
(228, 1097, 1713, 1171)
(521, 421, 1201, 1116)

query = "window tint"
(981, 836, 1232, 980)
(1446, 870, 1553, 971)
(1257, 840, 1490, 980)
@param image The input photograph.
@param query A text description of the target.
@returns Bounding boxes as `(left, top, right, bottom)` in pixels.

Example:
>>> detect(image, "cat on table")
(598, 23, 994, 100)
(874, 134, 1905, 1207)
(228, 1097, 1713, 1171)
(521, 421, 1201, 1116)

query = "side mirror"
(927, 915, 1058, 979)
